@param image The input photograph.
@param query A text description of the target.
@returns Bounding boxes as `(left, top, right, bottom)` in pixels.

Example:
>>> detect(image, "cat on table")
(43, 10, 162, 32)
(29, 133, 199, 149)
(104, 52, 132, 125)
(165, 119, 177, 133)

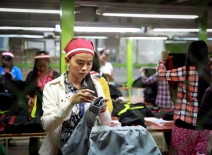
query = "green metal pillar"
(198, 10, 207, 43)
(24, 39, 28, 65)
(135, 40, 138, 64)
(60, 0, 75, 74)
(126, 39, 133, 94)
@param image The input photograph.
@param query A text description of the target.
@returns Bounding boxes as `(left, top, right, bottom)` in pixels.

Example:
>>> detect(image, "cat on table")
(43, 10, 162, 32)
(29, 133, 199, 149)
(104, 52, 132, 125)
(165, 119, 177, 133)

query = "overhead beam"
(75, 0, 210, 10)
(0, 1, 60, 10)
(0, 20, 200, 29)
(0, 20, 59, 27)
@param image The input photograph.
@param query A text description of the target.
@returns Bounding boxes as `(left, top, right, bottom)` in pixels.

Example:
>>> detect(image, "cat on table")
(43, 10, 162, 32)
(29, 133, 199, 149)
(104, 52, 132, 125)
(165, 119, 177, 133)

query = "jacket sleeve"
(156, 59, 186, 81)
(41, 82, 74, 132)
(141, 74, 158, 85)
(99, 77, 113, 114)
(197, 86, 212, 129)
(14, 67, 23, 80)
(93, 77, 111, 125)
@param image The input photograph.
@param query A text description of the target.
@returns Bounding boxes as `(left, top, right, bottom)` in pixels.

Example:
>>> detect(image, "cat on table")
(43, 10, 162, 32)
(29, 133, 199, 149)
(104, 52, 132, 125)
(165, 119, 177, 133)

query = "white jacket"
(39, 74, 111, 155)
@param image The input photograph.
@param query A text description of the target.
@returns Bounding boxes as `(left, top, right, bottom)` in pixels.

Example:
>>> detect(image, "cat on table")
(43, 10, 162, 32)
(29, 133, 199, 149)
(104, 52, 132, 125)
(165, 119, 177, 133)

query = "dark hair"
(32, 51, 50, 78)
(91, 52, 100, 72)
(185, 40, 211, 105)
(2, 55, 14, 71)
(91, 51, 108, 81)
(84, 73, 98, 97)
(85, 51, 98, 97)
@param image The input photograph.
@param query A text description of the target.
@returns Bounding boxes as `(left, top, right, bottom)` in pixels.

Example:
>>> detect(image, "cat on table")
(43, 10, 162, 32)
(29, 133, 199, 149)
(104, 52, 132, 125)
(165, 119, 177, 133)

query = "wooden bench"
(0, 132, 46, 155)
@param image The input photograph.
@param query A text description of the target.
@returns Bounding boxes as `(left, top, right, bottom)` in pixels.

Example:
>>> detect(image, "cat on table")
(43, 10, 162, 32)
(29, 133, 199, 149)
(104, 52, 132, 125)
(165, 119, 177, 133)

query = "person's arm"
(140, 68, 157, 85)
(41, 83, 74, 132)
(156, 50, 186, 81)
(109, 70, 114, 81)
(104, 63, 114, 82)
(197, 86, 212, 129)
(156, 59, 186, 81)
(141, 74, 158, 85)
(14, 67, 23, 80)
(102, 73, 114, 82)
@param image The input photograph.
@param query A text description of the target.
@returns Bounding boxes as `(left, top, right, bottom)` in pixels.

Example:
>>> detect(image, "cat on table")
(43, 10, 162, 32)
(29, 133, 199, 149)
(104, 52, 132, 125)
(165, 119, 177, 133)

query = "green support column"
(198, 10, 207, 43)
(135, 40, 138, 64)
(126, 39, 133, 96)
(60, 0, 75, 74)
(24, 39, 28, 65)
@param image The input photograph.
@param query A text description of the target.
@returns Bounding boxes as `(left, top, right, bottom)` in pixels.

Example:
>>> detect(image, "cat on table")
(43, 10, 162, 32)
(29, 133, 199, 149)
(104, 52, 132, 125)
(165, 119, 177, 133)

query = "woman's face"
(66, 53, 93, 80)
(2, 56, 13, 68)
(99, 53, 108, 64)
(36, 59, 50, 74)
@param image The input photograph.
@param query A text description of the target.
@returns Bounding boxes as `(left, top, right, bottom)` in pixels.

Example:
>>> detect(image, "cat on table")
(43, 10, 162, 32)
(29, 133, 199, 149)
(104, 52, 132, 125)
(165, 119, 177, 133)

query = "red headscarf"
(63, 38, 94, 58)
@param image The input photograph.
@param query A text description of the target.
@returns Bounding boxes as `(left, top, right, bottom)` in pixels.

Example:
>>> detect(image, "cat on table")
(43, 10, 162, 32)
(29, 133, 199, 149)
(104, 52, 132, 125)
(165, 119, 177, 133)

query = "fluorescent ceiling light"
(122, 37, 167, 40)
(154, 28, 199, 32)
(154, 28, 212, 32)
(0, 8, 61, 14)
(0, 26, 140, 33)
(174, 37, 198, 40)
(0, 26, 55, 31)
(103, 13, 198, 19)
(55, 36, 108, 39)
(174, 37, 212, 41)
(75, 36, 108, 39)
(74, 27, 140, 33)
(0, 34, 44, 38)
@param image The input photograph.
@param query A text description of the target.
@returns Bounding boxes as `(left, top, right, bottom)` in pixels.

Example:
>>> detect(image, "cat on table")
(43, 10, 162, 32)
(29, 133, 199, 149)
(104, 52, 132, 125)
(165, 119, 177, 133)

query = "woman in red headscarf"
(24, 50, 60, 155)
(39, 38, 111, 155)
(25, 51, 60, 119)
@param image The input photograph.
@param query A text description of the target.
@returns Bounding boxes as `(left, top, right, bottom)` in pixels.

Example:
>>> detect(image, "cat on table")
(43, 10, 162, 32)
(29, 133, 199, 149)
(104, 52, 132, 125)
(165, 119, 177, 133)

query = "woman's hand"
(161, 49, 172, 60)
(69, 89, 96, 105)
(139, 67, 145, 76)
(28, 97, 34, 107)
(101, 98, 109, 113)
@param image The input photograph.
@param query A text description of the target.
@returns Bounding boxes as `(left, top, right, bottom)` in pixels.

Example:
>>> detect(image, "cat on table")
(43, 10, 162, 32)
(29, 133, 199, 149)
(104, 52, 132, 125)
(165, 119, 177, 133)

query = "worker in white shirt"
(99, 49, 114, 82)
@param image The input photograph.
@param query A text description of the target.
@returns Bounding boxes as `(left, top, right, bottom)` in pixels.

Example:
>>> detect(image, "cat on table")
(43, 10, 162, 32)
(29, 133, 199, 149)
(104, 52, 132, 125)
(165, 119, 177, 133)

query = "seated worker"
(24, 51, 60, 155)
(0, 51, 23, 147)
(90, 51, 113, 113)
(0, 51, 22, 80)
(140, 67, 174, 109)
(140, 67, 174, 152)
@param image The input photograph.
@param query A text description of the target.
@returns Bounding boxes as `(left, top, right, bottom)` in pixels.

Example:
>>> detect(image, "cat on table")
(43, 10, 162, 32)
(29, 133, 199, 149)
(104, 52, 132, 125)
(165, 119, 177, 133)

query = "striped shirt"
(157, 59, 211, 126)
(141, 73, 174, 109)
